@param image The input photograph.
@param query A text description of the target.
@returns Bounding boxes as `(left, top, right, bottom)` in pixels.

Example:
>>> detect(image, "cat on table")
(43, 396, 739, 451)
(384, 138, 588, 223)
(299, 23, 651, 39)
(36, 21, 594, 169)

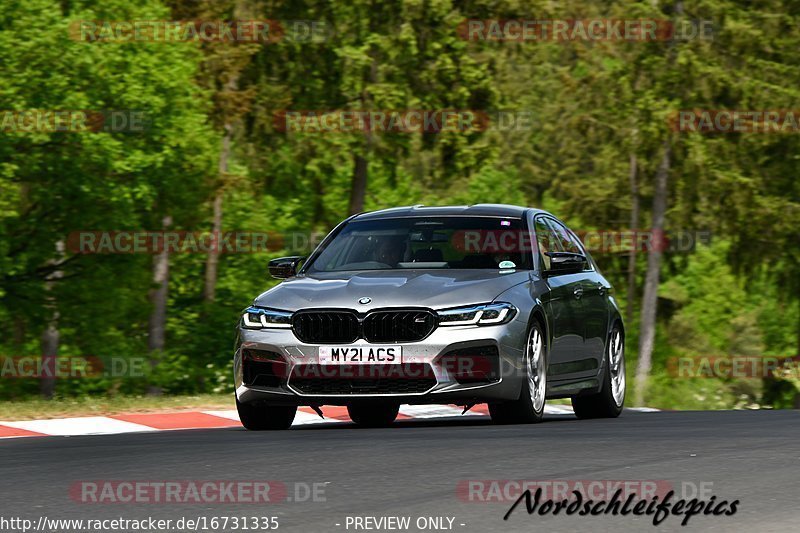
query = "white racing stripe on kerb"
(293, 411, 347, 425)
(202, 409, 345, 426)
(0, 417, 155, 436)
(400, 404, 581, 418)
(544, 404, 575, 414)
(399, 405, 479, 419)
(202, 410, 241, 421)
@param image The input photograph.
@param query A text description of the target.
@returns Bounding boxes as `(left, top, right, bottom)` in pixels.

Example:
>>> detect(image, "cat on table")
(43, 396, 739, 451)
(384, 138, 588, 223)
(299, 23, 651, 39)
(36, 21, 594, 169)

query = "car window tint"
(534, 217, 560, 270)
(546, 218, 582, 254)
(307, 217, 534, 272)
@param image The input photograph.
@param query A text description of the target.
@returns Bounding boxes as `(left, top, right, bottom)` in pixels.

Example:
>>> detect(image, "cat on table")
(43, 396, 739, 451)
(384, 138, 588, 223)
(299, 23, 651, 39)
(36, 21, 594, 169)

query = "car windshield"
(305, 216, 533, 272)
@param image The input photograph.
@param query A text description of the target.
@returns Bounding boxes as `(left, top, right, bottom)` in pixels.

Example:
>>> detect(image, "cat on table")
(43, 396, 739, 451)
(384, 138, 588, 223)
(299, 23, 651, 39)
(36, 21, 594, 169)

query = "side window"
(534, 217, 561, 270)
(547, 218, 592, 271)
(546, 218, 583, 254)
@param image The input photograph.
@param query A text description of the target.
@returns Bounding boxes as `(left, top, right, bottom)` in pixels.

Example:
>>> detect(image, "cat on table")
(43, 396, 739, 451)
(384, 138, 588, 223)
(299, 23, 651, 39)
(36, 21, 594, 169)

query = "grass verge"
(0, 394, 234, 421)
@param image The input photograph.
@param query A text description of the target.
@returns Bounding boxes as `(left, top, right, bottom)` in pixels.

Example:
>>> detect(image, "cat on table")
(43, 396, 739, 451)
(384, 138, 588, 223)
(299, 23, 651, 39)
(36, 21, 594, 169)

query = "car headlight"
(437, 302, 517, 326)
(241, 306, 293, 329)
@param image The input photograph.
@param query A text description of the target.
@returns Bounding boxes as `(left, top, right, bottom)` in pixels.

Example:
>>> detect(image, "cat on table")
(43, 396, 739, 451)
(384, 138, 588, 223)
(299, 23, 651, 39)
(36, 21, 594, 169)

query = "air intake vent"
(363, 310, 436, 342)
(292, 311, 359, 344)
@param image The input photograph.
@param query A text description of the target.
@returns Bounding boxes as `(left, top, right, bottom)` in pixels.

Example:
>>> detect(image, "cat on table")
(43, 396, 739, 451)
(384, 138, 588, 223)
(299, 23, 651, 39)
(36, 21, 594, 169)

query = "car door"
(533, 216, 586, 378)
(571, 233, 610, 366)
(543, 217, 599, 378)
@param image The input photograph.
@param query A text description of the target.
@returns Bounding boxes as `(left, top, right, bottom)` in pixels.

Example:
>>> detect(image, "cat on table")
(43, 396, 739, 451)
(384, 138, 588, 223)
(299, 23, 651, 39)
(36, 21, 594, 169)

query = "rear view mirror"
(431, 230, 449, 242)
(544, 251, 586, 276)
(268, 256, 305, 279)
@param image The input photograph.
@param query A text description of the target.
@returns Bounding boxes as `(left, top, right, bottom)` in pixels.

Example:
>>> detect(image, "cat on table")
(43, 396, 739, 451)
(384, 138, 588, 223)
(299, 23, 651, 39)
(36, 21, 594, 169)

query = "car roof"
(353, 204, 551, 221)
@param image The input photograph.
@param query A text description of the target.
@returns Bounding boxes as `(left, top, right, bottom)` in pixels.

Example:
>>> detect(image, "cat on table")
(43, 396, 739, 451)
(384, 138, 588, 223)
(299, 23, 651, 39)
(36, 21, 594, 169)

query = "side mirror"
(544, 251, 586, 276)
(268, 256, 305, 279)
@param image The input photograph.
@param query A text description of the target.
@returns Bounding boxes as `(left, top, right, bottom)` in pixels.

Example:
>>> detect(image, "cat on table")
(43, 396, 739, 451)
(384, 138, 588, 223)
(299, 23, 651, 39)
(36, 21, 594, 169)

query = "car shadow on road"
(288, 413, 578, 430)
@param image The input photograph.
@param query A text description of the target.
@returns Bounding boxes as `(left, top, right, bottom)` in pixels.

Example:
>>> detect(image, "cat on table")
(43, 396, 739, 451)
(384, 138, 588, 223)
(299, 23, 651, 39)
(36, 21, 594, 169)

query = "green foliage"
(662, 241, 761, 355)
(644, 372, 760, 411)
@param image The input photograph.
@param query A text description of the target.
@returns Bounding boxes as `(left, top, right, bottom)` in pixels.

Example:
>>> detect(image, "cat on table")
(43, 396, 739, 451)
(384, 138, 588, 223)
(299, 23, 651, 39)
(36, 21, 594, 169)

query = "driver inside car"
(373, 235, 407, 267)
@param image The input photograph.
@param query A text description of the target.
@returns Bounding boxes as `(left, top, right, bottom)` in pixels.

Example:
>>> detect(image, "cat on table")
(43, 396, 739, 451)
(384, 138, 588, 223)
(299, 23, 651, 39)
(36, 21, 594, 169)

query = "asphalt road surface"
(1, 409, 798, 533)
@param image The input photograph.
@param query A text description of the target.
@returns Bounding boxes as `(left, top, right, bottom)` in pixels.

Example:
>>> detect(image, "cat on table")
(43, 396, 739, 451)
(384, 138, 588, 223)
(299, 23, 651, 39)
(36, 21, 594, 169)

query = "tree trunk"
(147, 215, 172, 395)
(40, 323, 59, 399)
(626, 153, 639, 327)
(13, 317, 25, 347)
(40, 240, 64, 399)
(348, 52, 377, 216)
(203, 127, 231, 303)
(634, 141, 671, 406)
(348, 152, 368, 215)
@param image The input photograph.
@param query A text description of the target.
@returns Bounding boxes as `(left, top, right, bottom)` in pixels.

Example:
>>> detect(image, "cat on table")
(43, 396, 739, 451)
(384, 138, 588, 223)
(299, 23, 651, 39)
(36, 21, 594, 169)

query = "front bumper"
(234, 317, 527, 406)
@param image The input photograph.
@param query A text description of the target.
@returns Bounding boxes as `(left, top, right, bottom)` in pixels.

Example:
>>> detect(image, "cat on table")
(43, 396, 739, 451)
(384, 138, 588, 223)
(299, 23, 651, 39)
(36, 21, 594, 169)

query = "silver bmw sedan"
(234, 204, 625, 429)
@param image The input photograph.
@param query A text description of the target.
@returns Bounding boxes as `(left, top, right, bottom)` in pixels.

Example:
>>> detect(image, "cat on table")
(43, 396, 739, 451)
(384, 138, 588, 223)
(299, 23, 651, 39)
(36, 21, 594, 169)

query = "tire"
(347, 402, 399, 427)
(489, 321, 546, 424)
(236, 398, 297, 430)
(572, 323, 625, 419)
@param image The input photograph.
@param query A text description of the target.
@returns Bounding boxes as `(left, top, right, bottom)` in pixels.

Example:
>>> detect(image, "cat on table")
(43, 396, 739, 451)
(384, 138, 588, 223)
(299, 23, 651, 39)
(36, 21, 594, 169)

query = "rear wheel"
(236, 399, 297, 430)
(489, 322, 546, 424)
(347, 402, 399, 427)
(572, 324, 625, 419)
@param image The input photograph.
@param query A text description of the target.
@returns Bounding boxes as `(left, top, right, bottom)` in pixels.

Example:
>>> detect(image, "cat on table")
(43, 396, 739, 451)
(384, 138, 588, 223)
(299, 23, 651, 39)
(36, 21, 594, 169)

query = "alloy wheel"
(527, 326, 546, 412)
(609, 328, 625, 407)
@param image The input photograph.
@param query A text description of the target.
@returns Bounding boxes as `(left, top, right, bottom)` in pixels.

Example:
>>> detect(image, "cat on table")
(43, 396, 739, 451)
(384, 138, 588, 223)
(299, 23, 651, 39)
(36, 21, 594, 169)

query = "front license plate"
(319, 346, 402, 364)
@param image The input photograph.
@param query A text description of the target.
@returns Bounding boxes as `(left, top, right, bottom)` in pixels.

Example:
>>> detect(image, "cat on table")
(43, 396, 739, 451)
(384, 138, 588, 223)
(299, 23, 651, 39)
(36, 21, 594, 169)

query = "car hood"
(253, 270, 530, 311)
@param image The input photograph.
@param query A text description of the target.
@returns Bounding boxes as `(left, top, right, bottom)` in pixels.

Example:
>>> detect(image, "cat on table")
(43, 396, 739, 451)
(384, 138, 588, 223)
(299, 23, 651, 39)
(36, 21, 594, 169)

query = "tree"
(0, 0, 215, 397)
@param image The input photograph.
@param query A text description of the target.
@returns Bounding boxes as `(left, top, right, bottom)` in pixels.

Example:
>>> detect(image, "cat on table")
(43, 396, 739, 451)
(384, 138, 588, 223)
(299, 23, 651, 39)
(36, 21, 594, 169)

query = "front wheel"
(572, 324, 625, 419)
(236, 399, 297, 430)
(489, 322, 546, 424)
(347, 402, 399, 427)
